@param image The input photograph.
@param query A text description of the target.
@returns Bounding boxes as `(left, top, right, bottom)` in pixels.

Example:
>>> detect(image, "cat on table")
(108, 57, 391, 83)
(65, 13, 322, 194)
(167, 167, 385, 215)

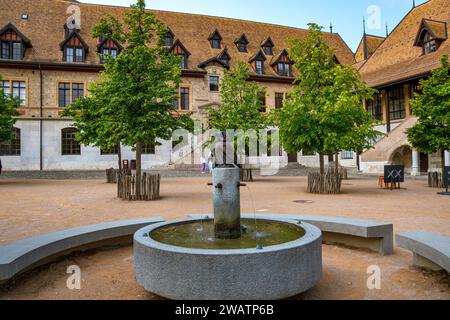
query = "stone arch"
(388, 145, 412, 172)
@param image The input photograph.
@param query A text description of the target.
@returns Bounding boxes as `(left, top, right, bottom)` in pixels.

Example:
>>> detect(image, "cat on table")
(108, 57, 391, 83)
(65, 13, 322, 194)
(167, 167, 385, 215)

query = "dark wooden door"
(288, 153, 298, 163)
(420, 153, 429, 173)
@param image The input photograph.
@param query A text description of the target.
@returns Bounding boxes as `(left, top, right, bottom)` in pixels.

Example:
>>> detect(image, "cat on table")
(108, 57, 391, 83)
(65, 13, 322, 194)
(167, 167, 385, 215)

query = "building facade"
(0, 0, 355, 171)
(357, 0, 450, 174)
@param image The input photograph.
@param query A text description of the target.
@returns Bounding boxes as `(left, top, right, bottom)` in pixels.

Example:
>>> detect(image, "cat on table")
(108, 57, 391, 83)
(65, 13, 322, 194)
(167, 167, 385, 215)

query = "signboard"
(445, 166, 450, 188)
(384, 165, 405, 184)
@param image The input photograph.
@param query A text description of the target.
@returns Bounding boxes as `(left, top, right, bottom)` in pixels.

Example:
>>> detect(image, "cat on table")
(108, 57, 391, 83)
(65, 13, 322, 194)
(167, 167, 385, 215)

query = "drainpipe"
(39, 64, 43, 171)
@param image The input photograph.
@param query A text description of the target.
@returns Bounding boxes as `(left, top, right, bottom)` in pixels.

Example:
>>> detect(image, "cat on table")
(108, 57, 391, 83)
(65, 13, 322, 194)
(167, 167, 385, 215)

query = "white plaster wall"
(1, 120, 40, 170)
(2, 120, 172, 171)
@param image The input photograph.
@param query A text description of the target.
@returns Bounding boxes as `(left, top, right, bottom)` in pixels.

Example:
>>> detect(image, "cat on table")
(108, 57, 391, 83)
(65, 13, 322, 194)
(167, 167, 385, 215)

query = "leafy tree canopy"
(407, 55, 450, 156)
(275, 23, 381, 172)
(207, 61, 268, 132)
(0, 76, 20, 142)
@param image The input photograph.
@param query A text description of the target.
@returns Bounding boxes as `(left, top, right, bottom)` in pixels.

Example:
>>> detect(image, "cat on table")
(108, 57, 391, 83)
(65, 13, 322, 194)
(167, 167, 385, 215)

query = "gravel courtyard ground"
(0, 175, 449, 300)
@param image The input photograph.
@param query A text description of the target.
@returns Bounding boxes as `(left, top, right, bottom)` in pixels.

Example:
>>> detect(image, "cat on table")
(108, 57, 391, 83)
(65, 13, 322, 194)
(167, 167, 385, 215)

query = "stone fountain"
(134, 166, 322, 300)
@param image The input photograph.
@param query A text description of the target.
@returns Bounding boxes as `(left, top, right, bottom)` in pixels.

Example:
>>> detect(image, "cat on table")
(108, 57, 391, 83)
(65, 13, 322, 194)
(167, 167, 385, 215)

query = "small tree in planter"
(407, 55, 450, 188)
(0, 76, 20, 145)
(64, 0, 193, 200)
(276, 24, 379, 194)
(207, 61, 269, 180)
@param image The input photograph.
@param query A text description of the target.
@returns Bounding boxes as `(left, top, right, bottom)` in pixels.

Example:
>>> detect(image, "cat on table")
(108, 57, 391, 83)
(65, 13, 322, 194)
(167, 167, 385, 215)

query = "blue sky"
(79, 0, 428, 51)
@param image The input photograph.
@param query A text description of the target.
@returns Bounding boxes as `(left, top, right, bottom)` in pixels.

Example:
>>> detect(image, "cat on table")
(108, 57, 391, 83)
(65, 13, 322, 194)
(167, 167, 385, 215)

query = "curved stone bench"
(0, 217, 164, 283)
(190, 214, 393, 255)
(396, 231, 450, 273)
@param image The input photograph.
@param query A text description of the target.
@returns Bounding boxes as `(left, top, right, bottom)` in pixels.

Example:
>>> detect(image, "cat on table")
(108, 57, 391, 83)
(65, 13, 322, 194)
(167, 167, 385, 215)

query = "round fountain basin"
(134, 217, 322, 300)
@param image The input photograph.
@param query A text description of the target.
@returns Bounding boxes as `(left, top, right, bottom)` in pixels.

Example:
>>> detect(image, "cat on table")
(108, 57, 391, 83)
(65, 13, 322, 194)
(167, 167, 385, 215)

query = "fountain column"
(212, 166, 241, 239)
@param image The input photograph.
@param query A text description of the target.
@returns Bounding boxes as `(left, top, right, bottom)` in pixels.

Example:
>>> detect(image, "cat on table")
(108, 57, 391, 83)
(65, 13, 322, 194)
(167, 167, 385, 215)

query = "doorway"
(420, 153, 429, 173)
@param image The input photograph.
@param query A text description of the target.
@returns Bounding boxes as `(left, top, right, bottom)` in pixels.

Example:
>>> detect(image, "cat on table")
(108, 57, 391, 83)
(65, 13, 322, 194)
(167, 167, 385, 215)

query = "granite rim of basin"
(134, 217, 322, 300)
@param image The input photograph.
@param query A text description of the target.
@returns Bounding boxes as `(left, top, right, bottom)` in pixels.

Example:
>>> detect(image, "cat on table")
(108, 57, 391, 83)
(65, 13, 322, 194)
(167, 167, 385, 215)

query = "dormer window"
(414, 19, 447, 55)
(209, 30, 222, 49)
(60, 30, 89, 63)
(170, 39, 191, 69)
(164, 29, 175, 47)
(272, 49, 292, 77)
(249, 50, 266, 75)
(97, 37, 122, 64)
(217, 48, 231, 67)
(261, 37, 274, 56)
(0, 23, 32, 60)
(235, 34, 249, 53)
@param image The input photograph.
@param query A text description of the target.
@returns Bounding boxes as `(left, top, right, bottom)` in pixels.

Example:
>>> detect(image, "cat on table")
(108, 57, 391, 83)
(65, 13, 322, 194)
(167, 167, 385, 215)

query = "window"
(237, 42, 247, 53)
(172, 88, 179, 110)
(173, 87, 190, 110)
(263, 46, 273, 56)
(100, 47, 118, 63)
(180, 87, 190, 110)
(341, 151, 354, 160)
(179, 54, 187, 69)
(64, 46, 84, 62)
(255, 60, 264, 75)
(302, 150, 316, 156)
(277, 62, 291, 76)
(0, 35, 22, 60)
(58, 82, 85, 107)
(142, 143, 155, 155)
(71, 83, 84, 102)
(421, 32, 437, 54)
(261, 38, 274, 56)
(387, 87, 406, 121)
(209, 76, 219, 92)
(1, 80, 26, 106)
(164, 31, 174, 47)
(0, 127, 20, 156)
(258, 92, 266, 113)
(211, 39, 221, 49)
(61, 128, 81, 155)
(366, 93, 383, 121)
(209, 30, 222, 49)
(275, 93, 284, 109)
(100, 145, 119, 155)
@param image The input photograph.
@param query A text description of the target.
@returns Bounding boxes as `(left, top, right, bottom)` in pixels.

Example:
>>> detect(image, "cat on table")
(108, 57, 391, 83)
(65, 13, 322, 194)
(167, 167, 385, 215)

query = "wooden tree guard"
(428, 172, 444, 188)
(117, 172, 161, 201)
(106, 168, 118, 184)
(240, 167, 253, 182)
(307, 172, 342, 194)
(327, 165, 348, 180)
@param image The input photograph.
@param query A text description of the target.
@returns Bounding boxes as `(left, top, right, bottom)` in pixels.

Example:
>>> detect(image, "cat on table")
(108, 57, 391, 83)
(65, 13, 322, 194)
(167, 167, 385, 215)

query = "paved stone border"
(396, 231, 450, 273)
(191, 214, 394, 255)
(134, 217, 322, 300)
(0, 218, 164, 283)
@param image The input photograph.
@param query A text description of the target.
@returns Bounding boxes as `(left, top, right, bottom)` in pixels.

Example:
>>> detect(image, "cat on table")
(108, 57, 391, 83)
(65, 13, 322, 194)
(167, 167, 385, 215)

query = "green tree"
(0, 76, 20, 143)
(64, 0, 193, 197)
(207, 61, 269, 164)
(275, 23, 380, 175)
(407, 55, 450, 176)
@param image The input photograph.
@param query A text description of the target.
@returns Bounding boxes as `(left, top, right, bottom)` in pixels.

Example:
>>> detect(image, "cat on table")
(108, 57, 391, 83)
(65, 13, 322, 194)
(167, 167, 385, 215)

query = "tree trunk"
(136, 142, 142, 198)
(356, 151, 361, 171)
(319, 153, 325, 174)
(441, 149, 446, 177)
(334, 153, 339, 172)
(118, 143, 122, 171)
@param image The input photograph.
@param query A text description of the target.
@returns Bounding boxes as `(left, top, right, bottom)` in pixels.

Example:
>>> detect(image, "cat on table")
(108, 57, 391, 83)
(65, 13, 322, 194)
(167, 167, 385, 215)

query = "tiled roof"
(0, 0, 355, 78)
(355, 35, 385, 63)
(359, 0, 450, 88)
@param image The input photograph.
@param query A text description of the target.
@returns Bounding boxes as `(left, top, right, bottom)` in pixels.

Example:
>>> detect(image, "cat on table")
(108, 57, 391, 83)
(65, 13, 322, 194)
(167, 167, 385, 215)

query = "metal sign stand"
(438, 166, 450, 196)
